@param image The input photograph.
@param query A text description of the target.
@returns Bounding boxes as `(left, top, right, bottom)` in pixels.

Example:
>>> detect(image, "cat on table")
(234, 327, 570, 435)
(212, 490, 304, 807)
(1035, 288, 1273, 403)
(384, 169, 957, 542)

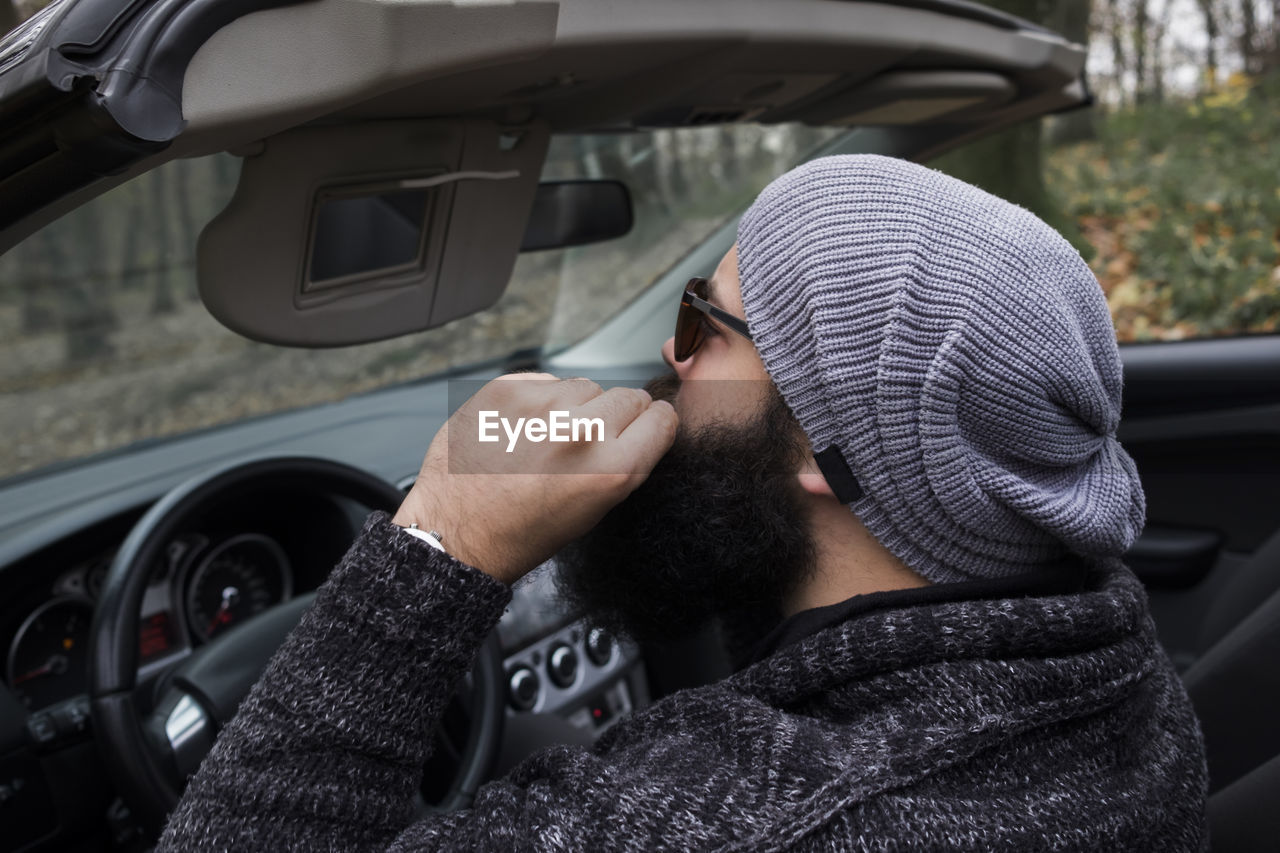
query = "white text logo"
(478, 410, 605, 453)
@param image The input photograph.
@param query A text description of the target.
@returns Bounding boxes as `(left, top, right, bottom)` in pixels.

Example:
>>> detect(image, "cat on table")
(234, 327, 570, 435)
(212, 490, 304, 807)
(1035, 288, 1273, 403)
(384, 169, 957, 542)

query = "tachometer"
(6, 598, 93, 710)
(185, 534, 291, 643)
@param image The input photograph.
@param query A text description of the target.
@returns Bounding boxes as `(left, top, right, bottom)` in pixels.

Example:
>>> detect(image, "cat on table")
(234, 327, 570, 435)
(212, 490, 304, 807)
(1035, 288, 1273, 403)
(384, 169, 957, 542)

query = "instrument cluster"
(3, 531, 293, 712)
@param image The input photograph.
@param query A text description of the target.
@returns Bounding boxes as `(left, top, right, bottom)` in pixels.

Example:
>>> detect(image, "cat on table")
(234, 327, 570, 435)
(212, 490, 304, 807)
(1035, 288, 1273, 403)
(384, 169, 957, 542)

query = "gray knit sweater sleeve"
(155, 511, 512, 852)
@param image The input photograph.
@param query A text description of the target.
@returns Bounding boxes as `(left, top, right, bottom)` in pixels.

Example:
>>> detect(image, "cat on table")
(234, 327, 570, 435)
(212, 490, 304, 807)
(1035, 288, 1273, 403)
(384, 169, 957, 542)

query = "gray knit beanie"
(736, 154, 1145, 584)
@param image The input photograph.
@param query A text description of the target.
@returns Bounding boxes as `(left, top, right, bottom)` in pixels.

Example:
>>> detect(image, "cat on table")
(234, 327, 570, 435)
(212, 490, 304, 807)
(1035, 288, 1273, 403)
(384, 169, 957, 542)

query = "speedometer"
(6, 598, 92, 710)
(185, 534, 291, 643)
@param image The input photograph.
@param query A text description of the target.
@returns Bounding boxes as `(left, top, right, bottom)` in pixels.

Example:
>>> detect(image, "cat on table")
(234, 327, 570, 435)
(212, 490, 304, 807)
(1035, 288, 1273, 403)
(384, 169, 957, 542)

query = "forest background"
(936, 0, 1280, 343)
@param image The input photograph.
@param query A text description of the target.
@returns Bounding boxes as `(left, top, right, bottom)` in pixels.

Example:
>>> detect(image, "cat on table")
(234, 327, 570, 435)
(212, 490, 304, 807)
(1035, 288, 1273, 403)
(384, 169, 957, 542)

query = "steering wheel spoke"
(145, 690, 216, 786)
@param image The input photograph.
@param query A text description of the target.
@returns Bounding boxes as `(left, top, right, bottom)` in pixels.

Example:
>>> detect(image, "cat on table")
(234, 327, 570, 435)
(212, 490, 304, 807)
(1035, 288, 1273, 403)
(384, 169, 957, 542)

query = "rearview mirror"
(520, 180, 632, 252)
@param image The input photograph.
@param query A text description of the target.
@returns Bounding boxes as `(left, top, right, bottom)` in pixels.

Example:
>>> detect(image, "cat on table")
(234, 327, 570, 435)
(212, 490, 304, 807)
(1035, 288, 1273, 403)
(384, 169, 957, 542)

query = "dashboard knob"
(547, 644, 578, 688)
(585, 627, 614, 666)
(508, 666, 540, 711)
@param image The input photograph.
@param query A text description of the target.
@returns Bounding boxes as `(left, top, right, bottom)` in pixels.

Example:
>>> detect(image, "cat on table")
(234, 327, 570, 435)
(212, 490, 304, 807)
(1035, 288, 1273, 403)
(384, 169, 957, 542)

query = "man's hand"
(394, 374, 678, 584)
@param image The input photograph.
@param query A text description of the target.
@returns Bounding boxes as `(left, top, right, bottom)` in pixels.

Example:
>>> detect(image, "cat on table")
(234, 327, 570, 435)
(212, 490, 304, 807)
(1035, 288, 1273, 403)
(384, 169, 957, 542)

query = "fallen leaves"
(1045, 72, 1280, 343)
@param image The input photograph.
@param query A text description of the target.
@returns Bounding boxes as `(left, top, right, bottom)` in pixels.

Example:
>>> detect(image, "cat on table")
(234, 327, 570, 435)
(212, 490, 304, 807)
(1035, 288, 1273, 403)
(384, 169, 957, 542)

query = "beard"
(555, 374, 816, 646)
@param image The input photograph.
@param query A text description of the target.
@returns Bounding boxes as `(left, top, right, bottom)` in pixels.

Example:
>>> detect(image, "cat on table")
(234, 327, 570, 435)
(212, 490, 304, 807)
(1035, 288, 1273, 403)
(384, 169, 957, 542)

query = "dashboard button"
(508, 667, 540, 712)
(25, 714, 56, 747)
(585, 627, 614, 666)
(547, 644, 578, 688)
(50, 696, 90, 737)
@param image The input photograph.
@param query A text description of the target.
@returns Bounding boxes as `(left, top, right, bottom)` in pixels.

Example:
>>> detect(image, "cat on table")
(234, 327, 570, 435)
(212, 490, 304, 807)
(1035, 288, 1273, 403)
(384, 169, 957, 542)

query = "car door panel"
(1118, 336, 1280, 664)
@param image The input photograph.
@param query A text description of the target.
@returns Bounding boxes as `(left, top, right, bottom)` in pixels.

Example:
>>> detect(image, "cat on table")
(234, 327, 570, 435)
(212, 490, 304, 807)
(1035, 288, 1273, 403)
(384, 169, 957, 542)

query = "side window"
(929, 72, 1278, 343)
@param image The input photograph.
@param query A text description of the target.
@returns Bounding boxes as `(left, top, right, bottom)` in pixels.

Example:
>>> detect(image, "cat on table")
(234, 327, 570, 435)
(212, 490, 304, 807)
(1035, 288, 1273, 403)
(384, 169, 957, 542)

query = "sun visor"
(198, 119, 549, 346)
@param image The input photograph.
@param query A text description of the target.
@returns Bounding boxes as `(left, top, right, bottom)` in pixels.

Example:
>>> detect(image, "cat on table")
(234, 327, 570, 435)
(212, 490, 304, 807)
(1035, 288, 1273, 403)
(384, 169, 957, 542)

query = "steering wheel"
(88, 456, 505, 835)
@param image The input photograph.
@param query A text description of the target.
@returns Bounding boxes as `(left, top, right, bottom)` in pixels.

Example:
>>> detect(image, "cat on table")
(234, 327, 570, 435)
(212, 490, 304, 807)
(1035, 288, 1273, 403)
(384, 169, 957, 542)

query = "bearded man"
(158, 155, 1208, 851)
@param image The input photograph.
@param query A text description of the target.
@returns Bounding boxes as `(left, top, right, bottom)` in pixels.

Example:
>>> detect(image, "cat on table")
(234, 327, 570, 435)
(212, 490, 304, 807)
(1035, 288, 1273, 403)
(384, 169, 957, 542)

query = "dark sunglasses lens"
(675, 301, 700, 361)
(675, 279, 707, 361)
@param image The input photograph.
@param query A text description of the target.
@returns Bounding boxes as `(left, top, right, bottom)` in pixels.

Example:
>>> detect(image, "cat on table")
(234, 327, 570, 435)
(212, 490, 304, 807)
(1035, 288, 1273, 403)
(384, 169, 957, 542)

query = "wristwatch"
(400, 522, 446, 554)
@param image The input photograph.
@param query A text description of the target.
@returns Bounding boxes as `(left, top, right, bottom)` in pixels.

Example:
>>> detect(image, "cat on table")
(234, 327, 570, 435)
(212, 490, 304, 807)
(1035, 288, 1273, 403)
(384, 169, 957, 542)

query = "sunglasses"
(674, 277, 753, 362)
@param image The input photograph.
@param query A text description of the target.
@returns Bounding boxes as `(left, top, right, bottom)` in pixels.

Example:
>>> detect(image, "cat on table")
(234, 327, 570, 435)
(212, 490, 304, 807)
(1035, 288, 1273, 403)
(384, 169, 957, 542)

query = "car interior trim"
(0, 0, 310, 234)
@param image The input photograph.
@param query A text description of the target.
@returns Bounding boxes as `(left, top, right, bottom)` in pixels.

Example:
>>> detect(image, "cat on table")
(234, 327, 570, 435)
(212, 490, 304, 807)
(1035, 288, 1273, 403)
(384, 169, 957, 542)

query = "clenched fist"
(393, 373, 679, 584)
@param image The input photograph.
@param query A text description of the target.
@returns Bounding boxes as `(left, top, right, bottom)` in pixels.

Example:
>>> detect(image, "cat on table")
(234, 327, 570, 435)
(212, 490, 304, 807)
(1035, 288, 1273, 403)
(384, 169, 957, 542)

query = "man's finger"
(611, 399, 678, 482)
(555, 377, 606, 408)
(490, 374, 602, 409)
(494, 371, 558, 382)
(474, 372, 560, 411)
(575, 386, 653, 438)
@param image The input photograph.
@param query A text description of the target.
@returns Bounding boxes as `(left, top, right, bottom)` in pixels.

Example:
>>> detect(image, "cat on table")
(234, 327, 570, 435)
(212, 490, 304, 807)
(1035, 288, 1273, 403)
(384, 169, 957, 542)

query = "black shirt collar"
(748, 564, 1089, 665)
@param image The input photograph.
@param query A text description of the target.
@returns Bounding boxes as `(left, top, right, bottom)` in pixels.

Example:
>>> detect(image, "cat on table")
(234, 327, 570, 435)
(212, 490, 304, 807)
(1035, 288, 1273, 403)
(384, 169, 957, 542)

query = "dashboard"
(498, 564, 645, 730)
(5, 532, 294, 713)
(0, 488, 356, 717)
(0, 461, 651, 850)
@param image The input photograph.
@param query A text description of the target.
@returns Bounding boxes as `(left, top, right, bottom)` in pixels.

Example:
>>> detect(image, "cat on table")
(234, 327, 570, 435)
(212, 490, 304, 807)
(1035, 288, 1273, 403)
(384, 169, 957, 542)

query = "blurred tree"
(1133, 0, 1151, 100)
(1238, 0, 1258, 73)
(18, 230, 59, 333)
(1103, 0, 1129, 106)
(575, 136, 603, 180)
(652, 130, 682, 218)
(120, 179, 144, 293)
(173, 161, 199, 302)
(1150, 0, 1174, 102)
(1196, 0, 1222, 88)
(617, 134, 663, 215)
(1268, 0, 1280, 71)
(718, 127, 742, 184)
(61, 206, 117, 363)
(149, 169, 177, 315)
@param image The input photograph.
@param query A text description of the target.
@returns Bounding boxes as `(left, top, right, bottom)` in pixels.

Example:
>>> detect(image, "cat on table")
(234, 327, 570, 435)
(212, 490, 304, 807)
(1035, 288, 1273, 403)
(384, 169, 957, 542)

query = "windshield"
(0, 125, 839, 482)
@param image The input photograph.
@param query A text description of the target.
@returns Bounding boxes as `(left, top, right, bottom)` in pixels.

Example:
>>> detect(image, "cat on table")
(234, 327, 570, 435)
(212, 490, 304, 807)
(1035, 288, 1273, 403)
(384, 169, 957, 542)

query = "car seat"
(1180, 526, 1280, 848)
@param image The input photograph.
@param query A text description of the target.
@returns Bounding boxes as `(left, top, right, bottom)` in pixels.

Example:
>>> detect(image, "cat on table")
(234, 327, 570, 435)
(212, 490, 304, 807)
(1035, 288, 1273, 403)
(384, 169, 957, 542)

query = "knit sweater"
(156, 512, 1208, 851)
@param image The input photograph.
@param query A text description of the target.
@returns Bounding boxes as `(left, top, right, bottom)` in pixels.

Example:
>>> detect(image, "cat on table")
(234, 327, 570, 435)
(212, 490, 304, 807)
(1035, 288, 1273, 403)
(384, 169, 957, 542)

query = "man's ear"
(797, 454, 836, 498)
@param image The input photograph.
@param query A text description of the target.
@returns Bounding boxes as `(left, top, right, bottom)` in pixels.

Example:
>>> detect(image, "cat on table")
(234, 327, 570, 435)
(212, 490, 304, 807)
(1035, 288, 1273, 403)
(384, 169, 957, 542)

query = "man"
(157, 155, 1208, 850)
